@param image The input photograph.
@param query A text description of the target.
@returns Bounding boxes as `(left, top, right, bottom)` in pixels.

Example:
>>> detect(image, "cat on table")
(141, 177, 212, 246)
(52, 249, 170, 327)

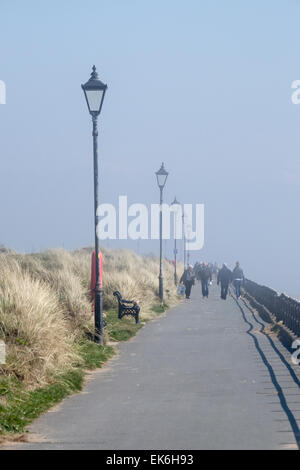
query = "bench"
(113, 291, 140, 324)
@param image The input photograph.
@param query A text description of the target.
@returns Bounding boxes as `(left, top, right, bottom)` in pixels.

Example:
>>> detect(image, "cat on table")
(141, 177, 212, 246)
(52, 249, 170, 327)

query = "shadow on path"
(232, 295, 300, 449)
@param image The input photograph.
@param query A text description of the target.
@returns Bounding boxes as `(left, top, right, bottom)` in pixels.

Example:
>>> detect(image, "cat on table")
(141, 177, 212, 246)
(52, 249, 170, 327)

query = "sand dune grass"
(0, 248, 181, 390)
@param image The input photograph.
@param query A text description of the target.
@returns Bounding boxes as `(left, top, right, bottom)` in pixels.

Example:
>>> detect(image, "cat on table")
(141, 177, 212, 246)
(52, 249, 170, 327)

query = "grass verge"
(0, 340, 114, 436)
(0, 247, 182, 440)
(0, 302, 171, 439)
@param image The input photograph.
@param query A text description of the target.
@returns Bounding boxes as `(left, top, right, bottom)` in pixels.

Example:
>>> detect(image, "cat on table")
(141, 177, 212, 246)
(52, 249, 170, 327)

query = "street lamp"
(171, 197, 180, 285)
(155, 162, 169, 303)
(182, 210, 187, 269)
(82, 65, 107, 345)
(186, 223, 191, 267)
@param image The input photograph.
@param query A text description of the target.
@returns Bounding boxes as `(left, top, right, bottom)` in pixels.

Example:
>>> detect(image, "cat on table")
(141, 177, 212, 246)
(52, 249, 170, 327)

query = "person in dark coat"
(199, 262, 212, 298)
(212, 262, 218, 278)
(195, 263, 202, 282)
(180, 265, 195, 299)
(193, 262, 200, 281)
(217, 263, 232, 300)
(232, 261, 245, 299)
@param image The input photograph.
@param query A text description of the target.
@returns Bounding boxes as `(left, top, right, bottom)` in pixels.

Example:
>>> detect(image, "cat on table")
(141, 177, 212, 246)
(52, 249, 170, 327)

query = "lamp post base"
(94, 288, 103, 345)
(159, 275, 163, 303)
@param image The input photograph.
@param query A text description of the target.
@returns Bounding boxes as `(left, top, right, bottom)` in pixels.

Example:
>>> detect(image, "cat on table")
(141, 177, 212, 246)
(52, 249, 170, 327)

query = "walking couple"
(180, 262, 212, 300)
(180, 265, 195, 299)
(217, 261, 245, 300)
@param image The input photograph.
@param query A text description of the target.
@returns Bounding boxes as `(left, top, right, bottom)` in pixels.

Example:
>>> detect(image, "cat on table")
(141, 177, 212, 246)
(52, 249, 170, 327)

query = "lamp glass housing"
(155, 163, 169, 189)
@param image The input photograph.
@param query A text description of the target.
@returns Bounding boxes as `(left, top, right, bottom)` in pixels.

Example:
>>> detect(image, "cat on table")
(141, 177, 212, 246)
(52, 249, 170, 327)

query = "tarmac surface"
(5, 283, 300, 450)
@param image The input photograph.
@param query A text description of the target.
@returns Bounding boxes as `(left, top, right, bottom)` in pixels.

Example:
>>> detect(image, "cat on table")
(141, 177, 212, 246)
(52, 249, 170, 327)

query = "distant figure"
(232, 261, 245, 299)
(180, 265, 195, 299)
(217, 263, 232, 300)
(208, 263, 213, 283)
(199, 262, 212, 298)
(212, 262, 218, 278)
(193, 262, 200, 280)
(195, 262, 202, 282)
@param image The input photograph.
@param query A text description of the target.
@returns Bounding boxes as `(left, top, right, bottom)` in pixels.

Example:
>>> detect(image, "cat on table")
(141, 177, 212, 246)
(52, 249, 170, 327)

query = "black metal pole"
(187, 225, 190, 267)
(92, 115, 103, 345)
(159, 186, 163, 302)
(182, 212, 186, 269)
(186, 224, 190, 267)
(174, 235, 178, 285)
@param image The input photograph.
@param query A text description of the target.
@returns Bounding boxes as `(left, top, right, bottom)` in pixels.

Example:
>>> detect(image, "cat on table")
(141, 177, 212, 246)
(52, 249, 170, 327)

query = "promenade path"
(6, 283, 300, 450)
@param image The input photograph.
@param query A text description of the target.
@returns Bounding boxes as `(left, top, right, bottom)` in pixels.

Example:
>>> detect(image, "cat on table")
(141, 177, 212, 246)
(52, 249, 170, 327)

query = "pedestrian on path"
(195, 262, 202, 282)
(199, 262, 212, 298)
(232, 261, 245, 299)
(193, 262, 200, 281)
(217, 263, 232, 300)
(180, 265, 195, 299)
(212, 262, 218, 278)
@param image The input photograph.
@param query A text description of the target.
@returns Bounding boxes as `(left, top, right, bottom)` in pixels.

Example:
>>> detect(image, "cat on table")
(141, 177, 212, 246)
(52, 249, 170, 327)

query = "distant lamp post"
(171, 197, 180, 285)
(155, 162, 169, 302)
(182, 210, 187, 269)
(82, 66, 107, 345)
(186, 223, 191, 268)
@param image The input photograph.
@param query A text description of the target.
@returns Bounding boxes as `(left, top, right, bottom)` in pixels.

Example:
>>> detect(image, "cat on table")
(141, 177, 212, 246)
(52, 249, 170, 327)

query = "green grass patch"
(78, 341, 115, 370)
(0, 370, 84, 434)
(105, 309, 142, 342)
(0, 340, 116, 436)
(0, 304, 171, 437)
(151, 303, 169, 314)
(0, 312, 141, 436)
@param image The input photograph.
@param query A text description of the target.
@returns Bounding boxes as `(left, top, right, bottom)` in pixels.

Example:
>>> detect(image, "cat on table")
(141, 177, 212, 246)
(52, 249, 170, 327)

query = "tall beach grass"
(0, 247, 181, 391)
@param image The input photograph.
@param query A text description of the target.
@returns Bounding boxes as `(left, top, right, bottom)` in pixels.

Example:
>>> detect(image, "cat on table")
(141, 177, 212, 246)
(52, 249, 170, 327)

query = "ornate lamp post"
(82, 66, 107, 345)
(182, 210, 187, 269)
(186, 223, 192, 268)
(155, 163, 169, 302)
(171, 197, 180, 285)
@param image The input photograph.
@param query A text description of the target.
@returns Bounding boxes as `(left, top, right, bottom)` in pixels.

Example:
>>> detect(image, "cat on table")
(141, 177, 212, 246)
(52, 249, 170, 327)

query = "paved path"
(7, 283, 300, 450)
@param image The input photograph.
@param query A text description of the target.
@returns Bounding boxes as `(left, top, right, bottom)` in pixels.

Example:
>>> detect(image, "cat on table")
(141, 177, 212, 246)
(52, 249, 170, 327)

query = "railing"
(244, 279, 300, 337)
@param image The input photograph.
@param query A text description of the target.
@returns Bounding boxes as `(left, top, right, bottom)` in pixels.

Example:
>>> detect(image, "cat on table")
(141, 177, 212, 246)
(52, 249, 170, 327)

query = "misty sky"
(1, 0, 300, 297)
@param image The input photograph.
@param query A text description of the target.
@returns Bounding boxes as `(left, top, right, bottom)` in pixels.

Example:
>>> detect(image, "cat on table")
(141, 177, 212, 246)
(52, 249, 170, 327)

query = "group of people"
(179, 261, 245, 301)
(180, 262, 213, 299)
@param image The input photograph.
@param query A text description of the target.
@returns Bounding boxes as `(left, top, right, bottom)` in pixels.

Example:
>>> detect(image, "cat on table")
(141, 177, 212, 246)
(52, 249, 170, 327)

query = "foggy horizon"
(1, 0, 300, 298)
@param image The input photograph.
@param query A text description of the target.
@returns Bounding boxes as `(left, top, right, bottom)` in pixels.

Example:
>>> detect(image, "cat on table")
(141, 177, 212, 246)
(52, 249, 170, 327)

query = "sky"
(1, 0, 300, 297)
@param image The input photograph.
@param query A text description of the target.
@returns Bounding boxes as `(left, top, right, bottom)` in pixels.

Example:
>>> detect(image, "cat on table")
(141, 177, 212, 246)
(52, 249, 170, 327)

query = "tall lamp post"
(155, 163, 169, 303)
(182, 210, 187, 269)
(82, 66, 107, 345)
(171, 197, 180, 285)
(186, 223, 191, 268)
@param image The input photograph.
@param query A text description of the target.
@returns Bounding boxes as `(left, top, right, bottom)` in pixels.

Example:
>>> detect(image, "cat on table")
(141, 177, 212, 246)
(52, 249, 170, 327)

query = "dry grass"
(102, 249, 180, 316)
(0, 247, 181, 390)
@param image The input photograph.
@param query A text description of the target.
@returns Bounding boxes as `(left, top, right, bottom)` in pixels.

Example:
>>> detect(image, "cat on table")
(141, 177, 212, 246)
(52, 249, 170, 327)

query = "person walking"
(212, 262, 218, 279)
(193, 262, 200, 281)
(180, 265, 195, 299)
(195, 262, 202, 282)
(208, 263, 213, 284)
(232, 261, 245, 299)
(217, 263, 232, 300)
(199, 262, 212, 298)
